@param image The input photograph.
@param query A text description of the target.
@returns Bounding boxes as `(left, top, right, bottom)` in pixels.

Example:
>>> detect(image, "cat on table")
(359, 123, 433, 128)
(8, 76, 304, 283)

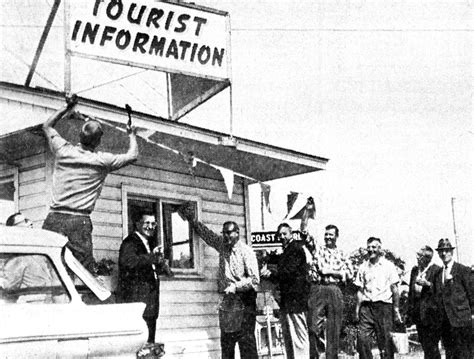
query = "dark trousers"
(416, 321, 441, 359)
(307, 284, 343, 359)
(220, 291, 258, 359)
(357, 301, 394, 359)
(440, 310, 473, 359)
(43, 212, 95, 272)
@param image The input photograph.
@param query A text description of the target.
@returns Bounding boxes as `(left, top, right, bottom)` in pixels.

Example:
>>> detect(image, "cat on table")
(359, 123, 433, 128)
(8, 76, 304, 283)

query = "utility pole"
(451, 197, 460, 262)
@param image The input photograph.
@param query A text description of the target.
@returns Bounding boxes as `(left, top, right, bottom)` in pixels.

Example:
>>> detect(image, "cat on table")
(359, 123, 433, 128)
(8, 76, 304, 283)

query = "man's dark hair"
(79, 120, 103, 148)
(420, 245, 434, 259)
(325, 224, 339, 237)
(223, 221, 239, 232)
(133, 211, 156, 225)
(6, 212, 22, 226)
(277, 223, 292, 233)
(367, 237, 382, 244)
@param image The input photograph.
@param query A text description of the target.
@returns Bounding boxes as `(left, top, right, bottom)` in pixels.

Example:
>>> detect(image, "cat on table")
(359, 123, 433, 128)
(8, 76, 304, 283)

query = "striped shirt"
(306, 234, 353, 284)
(191, 221, 260, 293)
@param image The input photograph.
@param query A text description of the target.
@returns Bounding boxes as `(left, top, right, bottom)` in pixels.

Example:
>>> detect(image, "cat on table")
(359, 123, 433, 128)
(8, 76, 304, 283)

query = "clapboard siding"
(119, 159, 244, 195)
(20, 181, 47, 197)
(18, 167, 45, 184)
(159, 314, 218, 329)
(105, 174, 243, 205)
(6, 101, 252, 358)
(16, 152, 48, 223)
(161, 280, 217, 292)
(157, 327, 221, 343)
(160, 291, 220, 304)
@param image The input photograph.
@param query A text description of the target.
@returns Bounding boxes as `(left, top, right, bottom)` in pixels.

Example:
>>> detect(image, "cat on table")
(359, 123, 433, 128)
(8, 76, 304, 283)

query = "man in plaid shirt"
(304, 224, 353, 359)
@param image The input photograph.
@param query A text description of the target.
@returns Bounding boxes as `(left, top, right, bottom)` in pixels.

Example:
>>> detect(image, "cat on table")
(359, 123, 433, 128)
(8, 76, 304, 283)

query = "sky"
(181, 0, 473, 269)
(1, 0, 472, 270)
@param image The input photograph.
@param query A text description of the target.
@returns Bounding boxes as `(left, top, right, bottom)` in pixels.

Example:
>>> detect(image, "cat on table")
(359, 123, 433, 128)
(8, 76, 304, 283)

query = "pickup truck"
(0, 226, 148, 358)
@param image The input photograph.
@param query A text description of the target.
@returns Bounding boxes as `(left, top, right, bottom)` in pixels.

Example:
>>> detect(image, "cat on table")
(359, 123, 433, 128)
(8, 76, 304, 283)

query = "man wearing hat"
(433, 238, 473, 359)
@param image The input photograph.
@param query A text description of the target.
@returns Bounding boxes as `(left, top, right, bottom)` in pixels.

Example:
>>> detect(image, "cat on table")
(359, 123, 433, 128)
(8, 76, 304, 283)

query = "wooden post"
(63, 0, 71, 93)
(451, 197, 460, 262)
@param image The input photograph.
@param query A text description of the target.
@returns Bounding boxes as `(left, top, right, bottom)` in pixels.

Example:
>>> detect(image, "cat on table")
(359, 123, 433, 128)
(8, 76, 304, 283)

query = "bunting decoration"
(260, 183, 272, 213)
(77, 110, 271, 202)
(284, 191, 300, 219)
(290, 196, 316, 220)
(181, 151, 197, 177)
(213, 165, 234, 199)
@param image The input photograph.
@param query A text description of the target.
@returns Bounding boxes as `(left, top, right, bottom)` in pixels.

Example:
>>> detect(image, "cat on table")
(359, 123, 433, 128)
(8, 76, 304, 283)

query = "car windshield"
(63, 248, 111, 302)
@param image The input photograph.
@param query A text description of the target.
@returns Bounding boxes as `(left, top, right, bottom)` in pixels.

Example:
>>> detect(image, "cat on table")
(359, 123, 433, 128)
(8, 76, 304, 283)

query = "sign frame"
(63, 0, 232, 92)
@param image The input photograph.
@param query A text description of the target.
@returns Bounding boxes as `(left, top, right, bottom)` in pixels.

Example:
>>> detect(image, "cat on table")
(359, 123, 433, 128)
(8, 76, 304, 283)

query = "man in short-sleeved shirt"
(42, 95, 138, 271)
(304, 224, 353, 359)
(178, 202, 259, 359)
(354, 237, 402, 359)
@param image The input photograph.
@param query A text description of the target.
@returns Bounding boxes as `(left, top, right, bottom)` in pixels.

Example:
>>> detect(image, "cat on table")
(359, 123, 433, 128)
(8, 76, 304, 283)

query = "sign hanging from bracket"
(64, 0, 232, 122)
(66, 0, 231, 81)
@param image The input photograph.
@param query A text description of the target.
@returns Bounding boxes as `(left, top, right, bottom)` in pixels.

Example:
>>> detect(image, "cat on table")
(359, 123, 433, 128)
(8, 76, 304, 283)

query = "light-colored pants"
(280, 311, 310, 359)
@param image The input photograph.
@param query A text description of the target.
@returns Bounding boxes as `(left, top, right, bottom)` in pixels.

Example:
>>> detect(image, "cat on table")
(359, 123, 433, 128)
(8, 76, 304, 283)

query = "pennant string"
(85, 115, 267, 186)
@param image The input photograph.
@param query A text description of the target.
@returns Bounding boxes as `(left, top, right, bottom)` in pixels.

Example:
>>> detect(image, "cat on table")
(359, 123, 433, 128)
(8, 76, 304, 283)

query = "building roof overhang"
(0, 82, 328, 182)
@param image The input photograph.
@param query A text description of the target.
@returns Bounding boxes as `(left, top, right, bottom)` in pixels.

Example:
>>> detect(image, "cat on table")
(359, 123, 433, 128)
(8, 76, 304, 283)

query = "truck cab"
(0, 226, 148, 358)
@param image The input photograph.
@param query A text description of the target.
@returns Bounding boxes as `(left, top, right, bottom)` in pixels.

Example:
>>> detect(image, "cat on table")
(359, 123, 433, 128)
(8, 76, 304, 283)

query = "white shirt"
(355, 257, 400, 303)
(442, 259, 454, 284)
(135, 231, 157, 280)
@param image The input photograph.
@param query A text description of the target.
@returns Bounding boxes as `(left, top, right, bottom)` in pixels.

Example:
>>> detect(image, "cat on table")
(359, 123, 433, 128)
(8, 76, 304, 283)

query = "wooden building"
(0, 82, 328, 357)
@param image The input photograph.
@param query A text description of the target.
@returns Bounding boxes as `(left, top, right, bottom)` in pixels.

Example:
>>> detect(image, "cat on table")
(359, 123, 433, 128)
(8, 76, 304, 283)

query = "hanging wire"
(2, 45, 61, 90)
(75, 69, 149, 94)
(118, 83, 160, 116)
(137, 74, 167, 100)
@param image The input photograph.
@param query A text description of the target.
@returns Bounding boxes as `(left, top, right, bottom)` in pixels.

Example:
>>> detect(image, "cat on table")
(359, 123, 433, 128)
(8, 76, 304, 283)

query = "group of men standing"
(32, 96, 472, 358)
(263, 221, 473, 359)
(407, 241, 473, 359)
(263, 223, 403, 359)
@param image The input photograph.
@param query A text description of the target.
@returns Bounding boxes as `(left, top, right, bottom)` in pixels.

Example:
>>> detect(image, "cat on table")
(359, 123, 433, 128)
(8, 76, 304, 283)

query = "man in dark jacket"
(118, 211, 170, 344)
(433, 238, 473, 359)
(261, 223, 310, 358)
(407, 246, 441, 359)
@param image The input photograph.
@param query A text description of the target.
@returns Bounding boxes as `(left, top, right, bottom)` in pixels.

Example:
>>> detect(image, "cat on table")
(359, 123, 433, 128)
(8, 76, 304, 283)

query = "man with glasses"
(178, 202, 260, 359)
(118, 211, 171, 344)
(407, 246, 441, 358)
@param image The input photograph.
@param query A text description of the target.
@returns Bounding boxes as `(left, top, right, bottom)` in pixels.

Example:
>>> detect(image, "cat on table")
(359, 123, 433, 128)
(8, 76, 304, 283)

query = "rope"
(2, 45, 61, 90)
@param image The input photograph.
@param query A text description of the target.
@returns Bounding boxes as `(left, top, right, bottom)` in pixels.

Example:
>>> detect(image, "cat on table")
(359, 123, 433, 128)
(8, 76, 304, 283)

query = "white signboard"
(67, 0, 230, 80)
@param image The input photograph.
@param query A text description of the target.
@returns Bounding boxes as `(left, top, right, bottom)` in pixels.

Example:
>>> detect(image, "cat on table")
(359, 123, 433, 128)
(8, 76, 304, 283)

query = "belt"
(311, 281, 341, 286)
(49, 207, 91, 216)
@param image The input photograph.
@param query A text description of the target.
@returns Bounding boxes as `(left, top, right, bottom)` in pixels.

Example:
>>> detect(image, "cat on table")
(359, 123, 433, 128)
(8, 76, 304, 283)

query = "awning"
(0, 83, 328, 182)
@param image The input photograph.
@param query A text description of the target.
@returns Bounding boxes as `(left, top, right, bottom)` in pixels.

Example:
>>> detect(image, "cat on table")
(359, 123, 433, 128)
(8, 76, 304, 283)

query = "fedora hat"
(436, 238, 455, 251)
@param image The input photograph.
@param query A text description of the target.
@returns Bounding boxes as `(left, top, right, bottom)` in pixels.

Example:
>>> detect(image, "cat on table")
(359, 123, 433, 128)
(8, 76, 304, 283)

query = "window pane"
(0, 253, 70, 304)
(0, 179, 15, 225)
(126, 197, 196, 271)
(162, 202, 194, 269)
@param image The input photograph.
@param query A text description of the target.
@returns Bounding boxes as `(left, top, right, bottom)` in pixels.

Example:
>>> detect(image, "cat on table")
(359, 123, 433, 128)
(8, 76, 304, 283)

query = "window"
(122, 185, 201, 274)
(0, 169, 18, 224)
(0, 253, 70, 304)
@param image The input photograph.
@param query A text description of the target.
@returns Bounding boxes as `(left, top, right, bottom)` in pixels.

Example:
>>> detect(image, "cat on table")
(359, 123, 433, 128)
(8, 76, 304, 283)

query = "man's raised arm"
(178, 202, 222, 250)
(43, 94, 78, 138)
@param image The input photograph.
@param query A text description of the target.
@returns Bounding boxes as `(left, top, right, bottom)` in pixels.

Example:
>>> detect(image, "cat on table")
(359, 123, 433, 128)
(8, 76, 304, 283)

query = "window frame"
(121, 184, 203, 276)
(0, 167, 19, 224)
